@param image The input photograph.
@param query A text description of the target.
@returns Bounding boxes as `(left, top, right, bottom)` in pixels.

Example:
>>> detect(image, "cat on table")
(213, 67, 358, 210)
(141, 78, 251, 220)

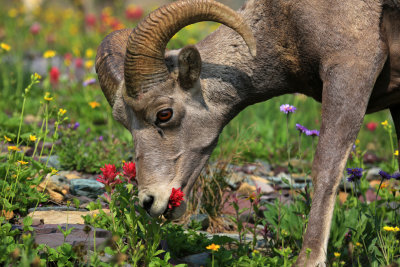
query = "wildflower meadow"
(0, 0, 399, 266)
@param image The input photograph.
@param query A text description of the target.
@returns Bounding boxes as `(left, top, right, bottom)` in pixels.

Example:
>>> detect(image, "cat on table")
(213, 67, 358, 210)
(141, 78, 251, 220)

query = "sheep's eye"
(156, 108, 173, 123)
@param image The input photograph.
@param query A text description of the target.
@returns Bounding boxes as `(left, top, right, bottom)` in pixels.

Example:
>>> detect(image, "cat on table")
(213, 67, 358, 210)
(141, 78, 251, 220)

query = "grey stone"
(365, 167, 382, 181)
(181, 252, 210, 267)
(189, 214, 210, 230)
(254, 159, 272, 175)
(40, 155, 61, 169)
(70, 179, 105, 198)
(251, 177, 274, 194)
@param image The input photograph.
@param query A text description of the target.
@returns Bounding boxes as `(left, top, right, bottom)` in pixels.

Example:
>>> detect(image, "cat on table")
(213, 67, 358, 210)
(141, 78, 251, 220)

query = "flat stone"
(250, 176, 274, 194)
(59, 171, 81, 180)
(33, 224, 111, 250)
(70, 179, 105, 198)
(28, 206, 87, 214)
(181, 252, 210, 267)
(237, 182, 256, 195)
(27, 209, 110, 224)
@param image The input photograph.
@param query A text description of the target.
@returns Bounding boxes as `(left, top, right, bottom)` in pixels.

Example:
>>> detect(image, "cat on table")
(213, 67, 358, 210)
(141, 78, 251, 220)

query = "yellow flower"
(1, 43, 11, 52)
(381, 120, 388, 127)
(394, 227, 400, 232)
(334, 252, 341, 258)
(187, 38, 197, 45)
(394, 150, 399, 156)
(253, 249, 259, 254)
(8, 8, 18, 17)
(356, 242, 362, 247)
(44, 92, 53, 101)
(4, 135, 11, 142)
(355, 139, 360, 145)
(383, 226, 395, 232)
(85, 60, 94, 69)
(85, 48, 94, 58)
(51, 168, 58, 175)
(8, 146, 20, 152)
(34, 73, 42, 80)
(88, 101, 100, 109)
(206, 243, 220, 252)
(59, 108, 67, 115)
(43, 50, 56, 59)
(17, 160, 28, 165)
(93, 213, 97, 218)
(29, 135, 37, 142)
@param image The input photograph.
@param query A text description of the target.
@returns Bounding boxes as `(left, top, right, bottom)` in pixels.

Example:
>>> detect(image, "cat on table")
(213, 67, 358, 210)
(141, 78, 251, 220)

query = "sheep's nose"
(142, 195, 154, 213)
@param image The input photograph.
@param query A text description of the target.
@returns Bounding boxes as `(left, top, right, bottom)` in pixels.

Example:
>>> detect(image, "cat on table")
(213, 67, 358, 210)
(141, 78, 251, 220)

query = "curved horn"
(124, 0, 256, 99)
(96, 29, 131, 107)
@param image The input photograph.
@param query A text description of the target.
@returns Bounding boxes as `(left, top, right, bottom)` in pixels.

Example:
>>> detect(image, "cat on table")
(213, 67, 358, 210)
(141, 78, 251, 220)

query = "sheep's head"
(96, 0, 255, 219)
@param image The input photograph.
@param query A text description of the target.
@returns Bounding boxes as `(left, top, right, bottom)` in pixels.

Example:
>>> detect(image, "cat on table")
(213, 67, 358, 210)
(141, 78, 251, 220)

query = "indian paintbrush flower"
(30, 22, 41, 35)
(366, 122, 378, 131)
(280, 104, 296, 114)
(346, 167, 363, 182)
(122, 161, 136, 183)
(97, 164, 122, 188)
(168, 187, 185, 209)
(49, 66, 60, 85)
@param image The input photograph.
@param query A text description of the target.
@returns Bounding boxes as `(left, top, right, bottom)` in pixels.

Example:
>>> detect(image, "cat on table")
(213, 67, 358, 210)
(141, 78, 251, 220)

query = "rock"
(63, 171, 81, 180)
(181, 252, 210, 267)
(253, 159, 272, 176)
(363, 152, 380, 164)
(237, 183, 256, 195)
(33, 224, 111, 250)
(250, 176, 274, 194)
(35, 174, 70, 203)
(26, 209, 110, 224)
(365, 167, 382, 181)
(40, 155, 61, 169)
(28, 206, 87, 214)
(70, 179, 105, 198)
(189, 214, 210, 231)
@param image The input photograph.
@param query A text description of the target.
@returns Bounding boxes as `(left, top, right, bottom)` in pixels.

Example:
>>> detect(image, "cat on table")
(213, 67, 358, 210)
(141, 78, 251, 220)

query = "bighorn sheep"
(96, 0, 400, 265)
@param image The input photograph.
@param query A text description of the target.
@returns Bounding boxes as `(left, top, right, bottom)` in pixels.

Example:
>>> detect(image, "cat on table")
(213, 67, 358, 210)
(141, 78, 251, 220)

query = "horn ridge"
(124, 0, 256, 99)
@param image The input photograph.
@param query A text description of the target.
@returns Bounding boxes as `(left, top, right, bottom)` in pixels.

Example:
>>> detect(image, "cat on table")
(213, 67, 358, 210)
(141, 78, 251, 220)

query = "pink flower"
(123, 161, 136, 183)
(125, 5, 143, 21)
(49, 66, 60, 86)
(30, 22, 41, 35)
(168, 188, 185, 209)
(85, 14, 97, 27)
(366, 122, 377, 131)
(97, 164, 122, 187)
(75, 58, 83, 68)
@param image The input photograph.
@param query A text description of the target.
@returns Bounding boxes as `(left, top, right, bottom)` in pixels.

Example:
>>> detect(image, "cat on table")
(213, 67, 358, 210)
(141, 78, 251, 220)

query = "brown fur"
(96, 0, 400, 265)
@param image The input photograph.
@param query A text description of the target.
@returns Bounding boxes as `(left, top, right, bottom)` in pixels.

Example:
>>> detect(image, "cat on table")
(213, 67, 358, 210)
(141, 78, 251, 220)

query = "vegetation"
(0, 1, 399, 266)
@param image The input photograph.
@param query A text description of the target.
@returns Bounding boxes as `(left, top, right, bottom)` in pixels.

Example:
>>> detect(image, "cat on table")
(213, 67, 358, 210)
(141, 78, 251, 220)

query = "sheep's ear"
(178, 45, 202, 89)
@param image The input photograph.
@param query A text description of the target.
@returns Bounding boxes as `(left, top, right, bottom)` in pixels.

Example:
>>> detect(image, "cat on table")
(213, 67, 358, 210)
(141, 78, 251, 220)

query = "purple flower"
(280, 104, 296, 114)
(346, 168, 363, 182)
(306, 129, 320, 137)
(73, 122, 80, 130)
(98, 136, 103, 141)
(296, 123, 308, 134)
(82, 78, 97, 86)
(379, 170, 391, 180)
(391, 172, 400, 180)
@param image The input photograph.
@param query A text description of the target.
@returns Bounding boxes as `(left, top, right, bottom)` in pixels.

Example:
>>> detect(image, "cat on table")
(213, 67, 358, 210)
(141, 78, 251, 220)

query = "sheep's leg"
(295, 56, 386, 266)
(390, 106, 400, 170)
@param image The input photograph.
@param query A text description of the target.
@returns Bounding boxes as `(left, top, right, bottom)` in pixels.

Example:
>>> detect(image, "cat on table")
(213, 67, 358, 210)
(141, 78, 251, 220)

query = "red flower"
(123, 161, 136, 183)
(125, 5, 143, 21)
(49, 66, 60, 86)
(97, 164, 122, 187)
(366, 122, 377, 131)
(30, 22, 41, 35)
(75, 58, 83, 68)
(85, 14, 97, 27)
(168, 187, 185, 209)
